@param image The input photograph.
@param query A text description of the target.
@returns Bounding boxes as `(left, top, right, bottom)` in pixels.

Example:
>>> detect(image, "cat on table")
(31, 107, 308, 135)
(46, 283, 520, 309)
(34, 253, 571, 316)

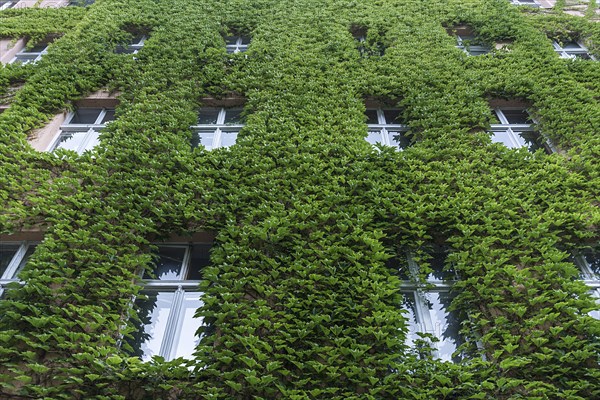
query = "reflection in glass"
(197, 108, 220, 125)
(423, 291, 463, 363)
(401, 292, 420, 347)
(56, 132, 89, 152)
(70, 108, 102, 124)
(224, 108, 244, 124)
(220, 132, 238, 148)
(171, 292, 203, 359)
(135, 292, 174, 361)
(365, 109, 379, 124)
(195, 132, 215, 150)
(387, 131, 410, 150)
(145, 247, 186, 280)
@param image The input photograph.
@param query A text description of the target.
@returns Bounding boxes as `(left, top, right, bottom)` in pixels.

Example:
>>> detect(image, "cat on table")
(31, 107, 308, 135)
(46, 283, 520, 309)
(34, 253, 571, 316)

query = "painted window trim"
(191, 107, 244, 150)
(489, 107, 555, 153)
(552, 40, 595, 61)
(0, 241, 38, 297)
(366, 107, 409, 150)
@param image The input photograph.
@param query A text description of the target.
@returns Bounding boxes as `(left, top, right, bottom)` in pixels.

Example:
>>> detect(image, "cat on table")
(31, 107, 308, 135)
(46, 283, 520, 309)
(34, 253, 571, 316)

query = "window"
(224, 36, 250, 54)
(0, 241, 37, 298)
(191, 107, 244, 150)
(365, 108, 410, 150)
(48, 107, 115, 154)
(128, 244, 210, 361)
(509, 0, 540, 6)
(10, 42, 48, 65)
(397, 250, 464, 363)
(489, 107, 552, 153)
(352, 27, 385, 57)
(69, 0, 94, 5)
(553, 40, 595, 60)
(115, 34, 146, 54)
(0, 1, 16, 10)
(456, 34, 490, 56)
(574, 249, 600, 320)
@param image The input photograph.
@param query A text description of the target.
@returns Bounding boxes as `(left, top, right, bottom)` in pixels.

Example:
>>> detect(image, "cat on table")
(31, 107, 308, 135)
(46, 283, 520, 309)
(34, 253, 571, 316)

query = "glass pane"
(55, 132, 88, 152)
(423, 291, 463, 363)
(366, 130, 381, 145)
(501, 109, 531, 124)
(0, 244, 19, 278)
(195, 132, 215, 150)
(132, 292, 174, 361)
(101, 109, 116, 124)
(83, 130, 101, 151)
(562, 41, 582, 50)
(383, 109, 401, 124)
(145, 247, 186, 280)
(490, 130, 519, 148)
(402, 292, 420, 347)
(224, 108, 244, 124)
(224, 36, 238, 45)
(387, 131, 410, 150)
(197, 108, 220, 124)
(517, 131, 543, 153)
(589, 291, 600, 320)
(171, 291, 204, 359)
(365, 109, 379, 124)
(219, 132, 238, 148)
(186, 244, 212, 280)
(583, 250, 600, 276)
(69, 108, 103, 124)
(427, 250, 454, 281)
(240, 36, 251, 45)
(569, 52, 591, 60)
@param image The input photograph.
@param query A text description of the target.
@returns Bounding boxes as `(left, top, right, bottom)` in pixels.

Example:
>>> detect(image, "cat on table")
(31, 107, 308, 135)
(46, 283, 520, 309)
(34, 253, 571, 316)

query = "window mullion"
(160, 286, 184, 358)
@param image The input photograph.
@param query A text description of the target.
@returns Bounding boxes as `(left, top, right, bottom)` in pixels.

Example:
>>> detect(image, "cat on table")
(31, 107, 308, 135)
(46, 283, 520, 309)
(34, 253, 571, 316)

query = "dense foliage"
(0, 0, 599, 399)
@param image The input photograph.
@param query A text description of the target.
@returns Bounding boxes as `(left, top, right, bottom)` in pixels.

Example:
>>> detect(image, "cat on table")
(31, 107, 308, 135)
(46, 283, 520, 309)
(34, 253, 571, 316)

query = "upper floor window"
(0, 1, 16, 10)
(225, 36, 250, 54)
(49, 107, 115, 154)
(448, 26, 490, 56)
(0, 241, 37, 298)
(365, 107, 410, 150)
(10, 42, 48, 65)
(489, 107, 552, 153)
(553, 40, 595, 60)
(509, 0, 540, 6)
(351, 26, 385, 57)
(396, 249, 464, 363)
(115, 34, 146, 55)
(69, 0, 94, 6)
(191, 107, 244, 150)
(128, 244, 210, 361)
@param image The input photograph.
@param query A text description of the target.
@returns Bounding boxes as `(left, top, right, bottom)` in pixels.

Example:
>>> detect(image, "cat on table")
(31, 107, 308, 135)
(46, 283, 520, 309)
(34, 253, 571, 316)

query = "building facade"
(0, 0, 599, 399)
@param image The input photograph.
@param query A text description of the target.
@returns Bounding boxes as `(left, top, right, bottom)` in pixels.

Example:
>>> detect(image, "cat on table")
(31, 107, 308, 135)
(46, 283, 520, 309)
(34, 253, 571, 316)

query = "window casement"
(0, 1, 16, 10)
(191, 107, 244, 150)
(115, 34, 146, 55)
(224, 35, 250, 54)
(489, 107, 553, 153)
(456, 34, 490, 56)
(10, 42, 48, 65)
(365, 108, 410, 150)
(0, 241, 37, 298)
(398, 251, 464, 363)
(552, 40, 595, 60)
(69, 0, 94, 6)
(574, 249, 600, 320)
(128, 244, 210, 362)
(509, 0, 540, 6)
(48, 107, 115, 154)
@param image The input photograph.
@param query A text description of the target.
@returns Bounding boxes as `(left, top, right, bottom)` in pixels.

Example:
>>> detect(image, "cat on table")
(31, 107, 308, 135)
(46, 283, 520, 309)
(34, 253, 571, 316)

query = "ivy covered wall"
(0, 0, 599, 399)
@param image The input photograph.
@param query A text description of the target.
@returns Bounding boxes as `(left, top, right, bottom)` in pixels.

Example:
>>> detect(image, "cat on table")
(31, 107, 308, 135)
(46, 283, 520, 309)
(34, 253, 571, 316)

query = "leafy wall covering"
(0, 0, 599, 399)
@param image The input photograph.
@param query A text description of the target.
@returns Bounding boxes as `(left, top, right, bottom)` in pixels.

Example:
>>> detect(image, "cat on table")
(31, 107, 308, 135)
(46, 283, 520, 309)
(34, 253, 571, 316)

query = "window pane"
(145, 247, 186, 280)
(365, 109, 379, 124)
(55, 132, 88, 152)
(69, 108, 103, 124)
(0, 244, 19, 278)
(186, 244, 212, 280)
(387, 131, 410, 150)
(501, 109, 531, 124)
(197, 109, 220, 124)
(224, 108, 244, 125)
(562, 41, 583, 50)
(366, 130, 381, 145)
(132, 292, 175, 361)
(427, 251, 455, 281)
(423, 291, 463, 363)
(195, 132, 215, 150)
(240, 36, 251, 45)
(517, 131, 543, 153)
(224, 36, 238, 45)
(219, 132, 238, 148)
(402, 292, 420, 347)
(383, 109, 401, 124)
(583, 250, 600, 276)
(171, 292, 203, 359)
(101, 109, 116, 123)
(491, 130, 520, 148)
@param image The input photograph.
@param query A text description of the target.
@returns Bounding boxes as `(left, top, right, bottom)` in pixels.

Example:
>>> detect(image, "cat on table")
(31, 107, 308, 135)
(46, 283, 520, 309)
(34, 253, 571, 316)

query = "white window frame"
(225, 36, 250, 54)
(47, 107, 114, 154)
(489, 107, 555, 153)
(10, 43, 48, 65)
(116, 35, 146, 55)
(131, 244, 208, 362)
(0, 1, 15, 10)
(456, 35, 490, 56)
(509, 0, 540, 7)
(191, 107, 244, 150)
(553, 40, 595, 60)
(399, 252, 463, 363)
(574, 251, 600, 319)
(366, 108, 409, 150)
(0, 241, 37, 298)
